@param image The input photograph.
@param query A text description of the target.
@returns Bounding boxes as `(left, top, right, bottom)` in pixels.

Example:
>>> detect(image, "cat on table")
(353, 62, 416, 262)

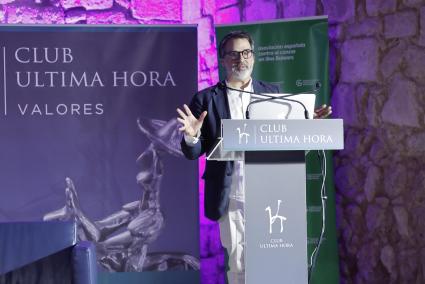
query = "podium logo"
(265, 200, 287, 234)
(236, 123, 250, 144)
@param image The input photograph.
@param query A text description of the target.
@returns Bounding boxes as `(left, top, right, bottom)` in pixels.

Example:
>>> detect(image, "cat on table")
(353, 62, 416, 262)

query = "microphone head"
(315, 81, 322, 90)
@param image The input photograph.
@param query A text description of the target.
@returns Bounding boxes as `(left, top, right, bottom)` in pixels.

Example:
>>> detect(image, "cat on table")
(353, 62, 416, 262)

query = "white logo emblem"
(236, 123, 250, 144)
(265, 200, 287, 234)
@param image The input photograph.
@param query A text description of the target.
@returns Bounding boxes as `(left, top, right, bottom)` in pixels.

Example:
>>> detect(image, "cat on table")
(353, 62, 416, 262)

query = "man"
(177, 31, 331, 284)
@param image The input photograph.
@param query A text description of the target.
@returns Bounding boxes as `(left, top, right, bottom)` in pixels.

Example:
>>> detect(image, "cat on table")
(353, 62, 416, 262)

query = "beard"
(229, 61, 253, 81)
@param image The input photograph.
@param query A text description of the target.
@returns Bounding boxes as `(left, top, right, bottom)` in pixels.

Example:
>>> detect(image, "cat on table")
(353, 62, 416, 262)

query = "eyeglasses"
(224, 49, 254, 60)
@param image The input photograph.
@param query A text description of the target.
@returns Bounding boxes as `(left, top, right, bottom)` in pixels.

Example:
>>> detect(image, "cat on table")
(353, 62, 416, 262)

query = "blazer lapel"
(212, 83, 231, 120)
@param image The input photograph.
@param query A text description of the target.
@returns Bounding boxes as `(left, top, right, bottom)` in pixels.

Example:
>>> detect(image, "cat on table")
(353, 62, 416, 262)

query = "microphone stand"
(222, 82, 321, 119)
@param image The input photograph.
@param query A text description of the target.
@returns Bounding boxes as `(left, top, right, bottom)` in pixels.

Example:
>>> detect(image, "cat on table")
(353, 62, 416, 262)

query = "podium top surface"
(220, 119, 344, 152)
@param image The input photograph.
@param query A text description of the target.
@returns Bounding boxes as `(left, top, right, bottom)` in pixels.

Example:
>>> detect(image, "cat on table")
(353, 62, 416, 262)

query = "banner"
(0, 25, 199, 284)
(216, 16, 339, 284)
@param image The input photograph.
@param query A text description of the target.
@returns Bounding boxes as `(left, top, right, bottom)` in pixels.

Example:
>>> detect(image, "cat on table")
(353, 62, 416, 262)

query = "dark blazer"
(181, 80, 280, 221)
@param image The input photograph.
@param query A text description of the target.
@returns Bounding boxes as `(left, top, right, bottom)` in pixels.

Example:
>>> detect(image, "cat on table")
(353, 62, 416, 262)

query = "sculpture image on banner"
(44, 117, 199, 272)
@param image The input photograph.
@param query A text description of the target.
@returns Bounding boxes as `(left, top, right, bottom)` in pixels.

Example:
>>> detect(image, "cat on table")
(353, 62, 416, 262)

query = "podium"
(207, 119, 343, 284)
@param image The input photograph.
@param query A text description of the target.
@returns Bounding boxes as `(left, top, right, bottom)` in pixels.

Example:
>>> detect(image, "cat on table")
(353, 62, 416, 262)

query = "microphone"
(246, 93, 309, 119)
(220, 81, 321, 119)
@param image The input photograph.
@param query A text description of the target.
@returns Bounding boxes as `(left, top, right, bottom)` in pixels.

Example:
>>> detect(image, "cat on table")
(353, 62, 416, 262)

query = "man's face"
(221, 38, 254, 82)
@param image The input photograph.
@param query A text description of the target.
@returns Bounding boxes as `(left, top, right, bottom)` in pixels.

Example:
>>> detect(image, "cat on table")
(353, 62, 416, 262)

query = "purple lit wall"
(2, 0, 425, 283)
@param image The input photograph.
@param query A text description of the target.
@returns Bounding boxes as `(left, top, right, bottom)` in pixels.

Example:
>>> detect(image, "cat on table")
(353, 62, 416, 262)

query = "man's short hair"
(218, 31, 254, 58)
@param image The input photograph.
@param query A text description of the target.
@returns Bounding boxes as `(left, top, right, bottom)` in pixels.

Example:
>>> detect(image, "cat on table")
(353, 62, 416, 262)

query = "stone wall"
(1, 0, 425, 283)
(329, 0, 425, 283)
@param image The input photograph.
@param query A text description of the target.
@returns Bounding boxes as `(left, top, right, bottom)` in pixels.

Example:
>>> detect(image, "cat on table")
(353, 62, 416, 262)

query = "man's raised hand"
(314, 104, 332, 119)
(177, 104, 207, 137)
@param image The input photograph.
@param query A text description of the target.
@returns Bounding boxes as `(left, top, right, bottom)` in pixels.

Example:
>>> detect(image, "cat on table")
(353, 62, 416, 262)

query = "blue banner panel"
(0, 25, 199, 282)
(99, 271, 199, 284)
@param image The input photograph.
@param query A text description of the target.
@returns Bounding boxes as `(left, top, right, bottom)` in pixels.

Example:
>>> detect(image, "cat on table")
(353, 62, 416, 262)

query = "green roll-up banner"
(216, 16, 339, 284)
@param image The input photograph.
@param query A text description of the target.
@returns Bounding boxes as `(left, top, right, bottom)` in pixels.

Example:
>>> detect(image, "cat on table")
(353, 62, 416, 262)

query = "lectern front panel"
(244, 151, 308, 284)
